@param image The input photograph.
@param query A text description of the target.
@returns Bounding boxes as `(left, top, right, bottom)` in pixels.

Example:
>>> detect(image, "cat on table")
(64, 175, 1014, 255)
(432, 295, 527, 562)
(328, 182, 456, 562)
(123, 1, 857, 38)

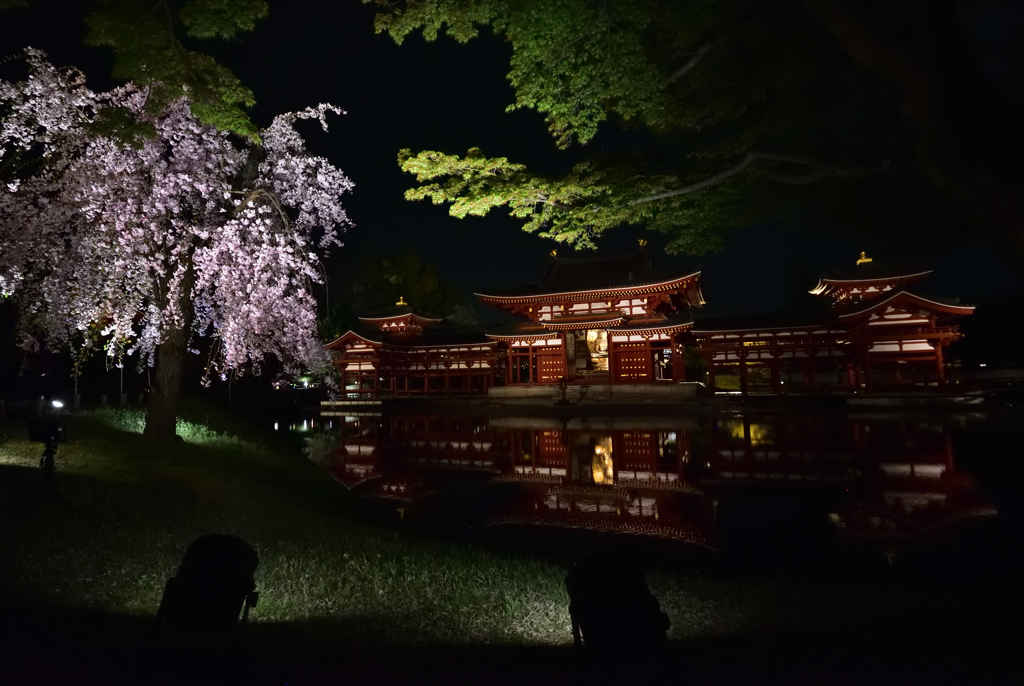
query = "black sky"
(2, 0, 1022, 322)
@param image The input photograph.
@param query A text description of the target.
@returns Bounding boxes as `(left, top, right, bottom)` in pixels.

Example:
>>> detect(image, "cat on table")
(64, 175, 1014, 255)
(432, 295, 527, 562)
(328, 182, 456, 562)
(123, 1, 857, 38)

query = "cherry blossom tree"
(0, 49, 353, 440)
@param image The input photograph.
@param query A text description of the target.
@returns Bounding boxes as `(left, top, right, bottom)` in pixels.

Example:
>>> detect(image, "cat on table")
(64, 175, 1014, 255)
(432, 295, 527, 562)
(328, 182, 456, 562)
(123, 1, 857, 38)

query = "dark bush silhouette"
(565, 552, 670, 649)
(157, 534, 259, 632)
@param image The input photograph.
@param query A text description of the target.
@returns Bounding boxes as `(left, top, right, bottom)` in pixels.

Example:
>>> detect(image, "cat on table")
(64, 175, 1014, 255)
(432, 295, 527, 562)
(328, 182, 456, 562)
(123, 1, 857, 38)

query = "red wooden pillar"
(707, 354, 716, 391)
(770, 359, 781, 394)
(672, 335, 686, 382)
(609, 343, 618, 382)
(805, 358, 816, 391)
(444, 362, 451, 396)
(562, 332, 571, 382)
(935, 343, 946, 387)
(642, 337, 653, 382)
(739, 357, 749, 396)
(339, 361, 349, 398)
(528, 342, 535, 384)
(846, 362, 855, 390)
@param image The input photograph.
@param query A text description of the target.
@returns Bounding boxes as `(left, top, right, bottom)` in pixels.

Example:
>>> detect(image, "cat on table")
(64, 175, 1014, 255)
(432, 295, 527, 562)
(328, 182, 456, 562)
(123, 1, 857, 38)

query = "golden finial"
(550, 249, 557, 257)
(396, 296, 407, 306)
(638, 239, 648, 248)
(856, 251, 873, 265)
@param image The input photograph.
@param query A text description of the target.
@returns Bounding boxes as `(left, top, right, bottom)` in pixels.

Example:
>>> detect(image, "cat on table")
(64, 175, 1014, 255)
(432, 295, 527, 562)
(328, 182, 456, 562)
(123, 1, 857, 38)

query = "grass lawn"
(1, 402, 1021, 681)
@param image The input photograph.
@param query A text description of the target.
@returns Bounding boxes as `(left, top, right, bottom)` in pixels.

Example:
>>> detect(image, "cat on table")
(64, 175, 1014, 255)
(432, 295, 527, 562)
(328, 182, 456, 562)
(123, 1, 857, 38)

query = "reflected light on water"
(724, 420, 774, 445)
(294, 411, 998, 558)
(591, 439, 614, 484)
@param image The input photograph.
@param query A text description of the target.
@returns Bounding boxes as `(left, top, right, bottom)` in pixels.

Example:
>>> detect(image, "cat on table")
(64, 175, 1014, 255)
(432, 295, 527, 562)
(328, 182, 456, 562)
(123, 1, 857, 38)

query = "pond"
(293, 408, 1009, 576)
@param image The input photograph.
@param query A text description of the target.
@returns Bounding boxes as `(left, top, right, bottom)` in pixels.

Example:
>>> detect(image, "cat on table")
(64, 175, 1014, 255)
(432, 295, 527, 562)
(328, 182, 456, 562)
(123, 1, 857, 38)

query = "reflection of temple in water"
(313, 413, 994, 552)
(705, 414, 995, 544)
(318, 414, 711, 545)
(491, 418, 708, 545)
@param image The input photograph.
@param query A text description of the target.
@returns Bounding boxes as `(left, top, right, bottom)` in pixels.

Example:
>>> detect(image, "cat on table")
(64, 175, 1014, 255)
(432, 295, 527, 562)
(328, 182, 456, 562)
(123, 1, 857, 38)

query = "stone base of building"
(488, 382, 704, 403)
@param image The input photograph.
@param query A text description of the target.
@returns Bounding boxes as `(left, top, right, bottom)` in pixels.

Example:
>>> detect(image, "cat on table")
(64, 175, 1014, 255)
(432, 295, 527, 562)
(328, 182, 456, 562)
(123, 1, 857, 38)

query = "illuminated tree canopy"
(370, 0, 1024, 260)
(0, 50, 353, 439)
(2, 0, 268, 139)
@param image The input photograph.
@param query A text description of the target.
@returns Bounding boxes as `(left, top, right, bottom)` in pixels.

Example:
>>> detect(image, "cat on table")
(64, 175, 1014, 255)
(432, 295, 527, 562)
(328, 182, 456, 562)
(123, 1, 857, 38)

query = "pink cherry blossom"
(1, 49, 352, 385)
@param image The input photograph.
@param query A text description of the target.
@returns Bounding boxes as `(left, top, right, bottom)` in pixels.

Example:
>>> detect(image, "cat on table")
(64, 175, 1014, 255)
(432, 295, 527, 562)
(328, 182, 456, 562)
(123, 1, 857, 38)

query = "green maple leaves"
(369, 0, 676, 148)
(398, 146, 753, 252)
(85, 0, 268, 139)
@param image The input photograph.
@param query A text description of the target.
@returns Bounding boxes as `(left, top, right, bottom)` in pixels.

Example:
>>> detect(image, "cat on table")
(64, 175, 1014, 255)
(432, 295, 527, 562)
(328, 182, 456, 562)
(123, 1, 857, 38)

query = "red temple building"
(325, 250, 973, 399)
(476, 249, 703, 385)
(691, 253, 974, 394)
(323, 298, 501, 399)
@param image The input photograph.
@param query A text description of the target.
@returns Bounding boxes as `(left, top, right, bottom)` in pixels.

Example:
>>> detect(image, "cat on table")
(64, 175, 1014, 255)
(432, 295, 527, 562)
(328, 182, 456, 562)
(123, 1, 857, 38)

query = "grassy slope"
(0, 403, 1017, 655)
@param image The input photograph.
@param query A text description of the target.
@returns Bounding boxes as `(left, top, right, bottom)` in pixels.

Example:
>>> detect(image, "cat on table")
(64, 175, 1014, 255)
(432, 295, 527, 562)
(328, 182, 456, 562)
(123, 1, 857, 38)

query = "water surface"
(296, 409, 1004, 574)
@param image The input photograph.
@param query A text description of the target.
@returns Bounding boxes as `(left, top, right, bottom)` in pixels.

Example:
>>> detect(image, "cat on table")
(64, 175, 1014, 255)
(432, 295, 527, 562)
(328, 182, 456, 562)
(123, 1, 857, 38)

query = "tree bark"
(802, 0, 1024, 265)
(631, 151, 886, 205)
(144, 254, 196, 442)
(143, 319, 189, 442)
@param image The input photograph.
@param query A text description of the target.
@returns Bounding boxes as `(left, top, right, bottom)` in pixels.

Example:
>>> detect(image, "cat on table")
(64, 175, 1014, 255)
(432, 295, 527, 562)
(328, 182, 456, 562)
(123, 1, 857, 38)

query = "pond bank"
(319, 389, 1009, 419)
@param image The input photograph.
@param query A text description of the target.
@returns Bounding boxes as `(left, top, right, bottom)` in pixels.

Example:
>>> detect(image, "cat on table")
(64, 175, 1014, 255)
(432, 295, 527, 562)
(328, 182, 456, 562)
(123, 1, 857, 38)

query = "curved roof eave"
(485, 331, 561, 341)
(474, 270, 703, 303)
(323, 330, 381, 349)
(542, 316, 626, 331)
(819, 269, 933, 285)
(836, 290, 975, 320)
(608, 321, 694, 334)
(359, 314, 444, 323)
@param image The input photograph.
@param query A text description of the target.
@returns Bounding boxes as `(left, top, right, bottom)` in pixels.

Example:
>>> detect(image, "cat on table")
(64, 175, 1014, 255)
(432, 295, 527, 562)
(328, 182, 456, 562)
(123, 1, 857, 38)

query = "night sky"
(2, 0, 1023, 322)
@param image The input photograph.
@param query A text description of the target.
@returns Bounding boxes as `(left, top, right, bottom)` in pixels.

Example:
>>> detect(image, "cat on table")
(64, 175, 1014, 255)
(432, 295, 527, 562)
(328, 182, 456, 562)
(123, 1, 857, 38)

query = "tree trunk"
(803, 0, 1024, 266)
(143, 321, 189, 441)
(144, 254, 196, 442)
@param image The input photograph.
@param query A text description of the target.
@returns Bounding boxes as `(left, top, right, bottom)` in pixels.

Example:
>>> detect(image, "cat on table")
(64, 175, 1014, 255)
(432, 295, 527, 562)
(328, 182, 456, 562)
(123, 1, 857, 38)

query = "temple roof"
(810, 257, 932, 296)
(390, 326, 498, 347)
(540, 313, 626, 331)
(608, 313, 694, 333)
(324, 322, 497, 349)
(476, 250, 700, 300)
(484, 323, 561, 341)
(323, 329, 381, 349)
(818, 262, 932, 283)
(358, 303, 443, 324)
(834, 289, 975, 321)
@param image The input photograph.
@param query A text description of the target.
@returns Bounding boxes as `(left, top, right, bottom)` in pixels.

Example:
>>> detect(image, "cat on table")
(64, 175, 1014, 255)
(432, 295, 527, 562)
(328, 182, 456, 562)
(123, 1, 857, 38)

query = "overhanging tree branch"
(670, 42, 713, 81)
(631, 152, 887, 204)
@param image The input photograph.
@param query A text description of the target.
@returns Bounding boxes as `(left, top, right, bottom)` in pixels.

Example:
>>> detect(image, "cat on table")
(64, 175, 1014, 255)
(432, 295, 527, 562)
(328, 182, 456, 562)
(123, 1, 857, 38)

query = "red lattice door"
(613, 343, 652, 381)
(536, 351, 566, 382)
